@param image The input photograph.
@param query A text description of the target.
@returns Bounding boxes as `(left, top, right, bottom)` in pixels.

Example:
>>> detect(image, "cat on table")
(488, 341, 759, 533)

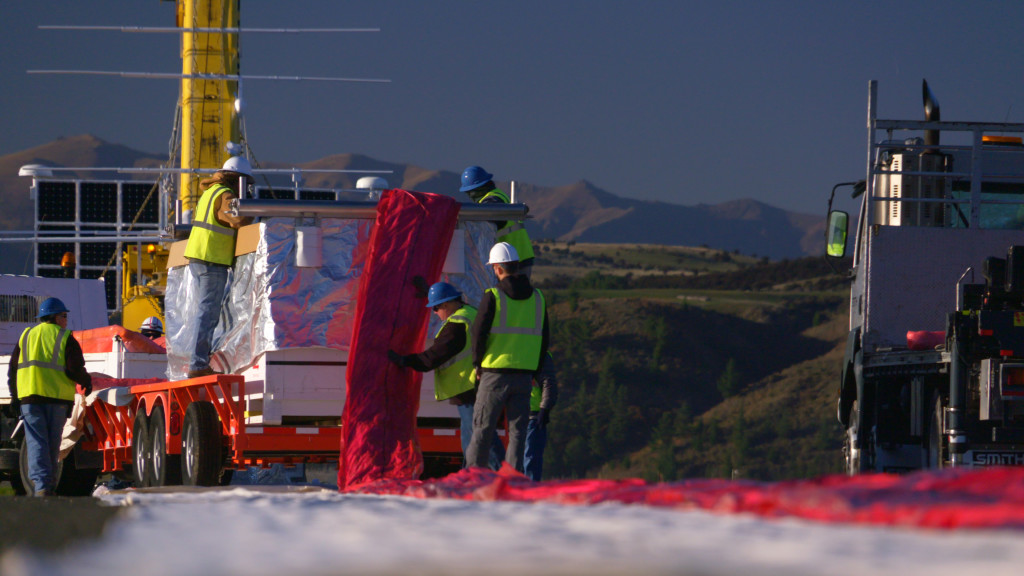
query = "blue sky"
(3, 1, 1024, 216)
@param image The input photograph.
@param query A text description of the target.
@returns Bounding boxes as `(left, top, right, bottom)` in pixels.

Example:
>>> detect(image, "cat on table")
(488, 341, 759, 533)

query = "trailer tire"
(181, 402, 222, 486)
(927, 393, 947, 469)
(132, 411, 152, 487)
(149, 406, 182, 487)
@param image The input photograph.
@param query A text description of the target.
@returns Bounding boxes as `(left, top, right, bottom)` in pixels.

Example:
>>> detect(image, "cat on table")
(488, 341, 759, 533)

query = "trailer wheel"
(132, 411, 152, 487)
(149, 406, 182, 486)
(181, 402, 223, 486)
(927, 393, 947, 469)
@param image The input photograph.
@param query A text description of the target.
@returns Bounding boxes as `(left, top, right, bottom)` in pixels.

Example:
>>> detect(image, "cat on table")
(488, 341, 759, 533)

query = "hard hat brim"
(425, 294, 461, 308)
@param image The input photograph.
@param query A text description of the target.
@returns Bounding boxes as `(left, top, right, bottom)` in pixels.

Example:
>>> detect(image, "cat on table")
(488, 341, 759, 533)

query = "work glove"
(2, 399, 19, 419)
(412, 276, 429, 299)
(387, 350, 406, 368)
(537, 407, 551, 430)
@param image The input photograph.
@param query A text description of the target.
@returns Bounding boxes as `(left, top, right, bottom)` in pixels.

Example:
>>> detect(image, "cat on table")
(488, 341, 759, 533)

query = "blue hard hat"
(459, 166, 493, 193)
(38, 297, 69, 319)
(426, 282, 462, 308)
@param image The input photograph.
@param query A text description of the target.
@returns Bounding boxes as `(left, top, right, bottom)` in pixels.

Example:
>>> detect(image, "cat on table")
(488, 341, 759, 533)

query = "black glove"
(387, 350, 406, 368)
(82, 384, 93, 396)
(537, 408, 551, 430)
(2, 399, 19, 419)
(412, 275, 429, 299)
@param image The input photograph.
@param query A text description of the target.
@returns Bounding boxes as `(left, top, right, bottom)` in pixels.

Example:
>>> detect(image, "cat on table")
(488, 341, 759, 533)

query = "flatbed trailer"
(77, 373, 466, 487)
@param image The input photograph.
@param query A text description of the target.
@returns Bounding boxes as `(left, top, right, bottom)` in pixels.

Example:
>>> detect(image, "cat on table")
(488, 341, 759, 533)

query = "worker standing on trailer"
(460, 166, 536, 278)
(524, 352, 559, 481)
(6, 297, 92, 496)
(183, 156, 254, 378)
(467, 242, 549, 472)
(386, 282, 505, 469)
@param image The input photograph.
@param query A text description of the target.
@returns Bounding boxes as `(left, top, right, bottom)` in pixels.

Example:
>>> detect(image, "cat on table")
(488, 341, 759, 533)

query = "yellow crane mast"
(123, 0, 241, 331)
(177, 0, 240, 220)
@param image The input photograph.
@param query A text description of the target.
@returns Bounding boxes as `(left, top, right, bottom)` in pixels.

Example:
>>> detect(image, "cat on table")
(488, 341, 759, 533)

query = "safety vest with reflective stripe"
(481, 287, 545, 370)
(480, 189, 535, 262)
(184, 184, 237, 265)
(433, 305, 478, 401)
(16, 323, 75, 401)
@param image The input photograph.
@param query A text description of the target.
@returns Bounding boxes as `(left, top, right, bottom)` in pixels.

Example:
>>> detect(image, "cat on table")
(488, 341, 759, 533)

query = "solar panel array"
(36, 181, 160, 311)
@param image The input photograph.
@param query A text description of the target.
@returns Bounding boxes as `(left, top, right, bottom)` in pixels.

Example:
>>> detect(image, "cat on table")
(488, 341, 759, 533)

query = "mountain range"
(0, 135, 825, 273)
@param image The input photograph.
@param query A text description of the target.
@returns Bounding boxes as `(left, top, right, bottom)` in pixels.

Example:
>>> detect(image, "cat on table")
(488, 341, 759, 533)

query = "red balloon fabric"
(351, 465, 1024, 530)
(338, 189, 461, 489)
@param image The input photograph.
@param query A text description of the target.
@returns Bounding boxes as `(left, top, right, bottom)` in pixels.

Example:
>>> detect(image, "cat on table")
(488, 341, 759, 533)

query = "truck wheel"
(132, 411, 152, 487)
(149, 406, 182, 486)
(843, 400, 866, 474)
(0, 448, 26, 495)
(55, 449, 99, 496)
(927, 393, 946, 469)
(181, 402, 223, 486)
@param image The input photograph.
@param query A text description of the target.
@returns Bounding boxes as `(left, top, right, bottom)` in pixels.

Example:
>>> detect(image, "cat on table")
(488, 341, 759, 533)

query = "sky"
(6, 487, 1024, 576)
(3, 1, 1024, 216)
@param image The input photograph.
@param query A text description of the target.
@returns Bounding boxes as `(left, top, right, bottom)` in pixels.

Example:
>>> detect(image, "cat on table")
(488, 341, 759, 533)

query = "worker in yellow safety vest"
(466, 242, 549, 472)
(6, 297, 92, 496)
(183, 156, 254, 378)
(460, 166, 536, 277)
(387, 282, 505, 468)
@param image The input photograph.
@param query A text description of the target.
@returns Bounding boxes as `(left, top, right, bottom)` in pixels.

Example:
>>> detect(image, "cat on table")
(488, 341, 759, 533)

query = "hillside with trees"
(534, 241, 850, 481)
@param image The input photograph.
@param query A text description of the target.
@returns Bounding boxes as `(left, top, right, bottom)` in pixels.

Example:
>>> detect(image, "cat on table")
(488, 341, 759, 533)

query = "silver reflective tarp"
(165, 217, 495, 381)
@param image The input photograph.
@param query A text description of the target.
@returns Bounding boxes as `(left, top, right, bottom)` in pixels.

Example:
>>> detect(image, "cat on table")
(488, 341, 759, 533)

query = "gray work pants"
(465, 372, 532, 472)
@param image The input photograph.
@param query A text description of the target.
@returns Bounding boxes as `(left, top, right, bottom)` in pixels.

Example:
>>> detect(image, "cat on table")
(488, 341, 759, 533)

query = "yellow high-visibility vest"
(481, 287, 544, 371)
(184, 184, 237, 265)
(433, 305, 478, 401)
(16, 323, 75, 401)
(480, 189, 535, 262)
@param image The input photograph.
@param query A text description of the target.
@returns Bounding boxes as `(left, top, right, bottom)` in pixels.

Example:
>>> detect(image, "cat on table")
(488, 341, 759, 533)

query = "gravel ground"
(0, 496, 122, 555)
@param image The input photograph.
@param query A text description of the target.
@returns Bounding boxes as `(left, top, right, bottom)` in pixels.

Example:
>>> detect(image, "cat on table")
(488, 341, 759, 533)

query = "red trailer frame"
(77, 374, 465, 485)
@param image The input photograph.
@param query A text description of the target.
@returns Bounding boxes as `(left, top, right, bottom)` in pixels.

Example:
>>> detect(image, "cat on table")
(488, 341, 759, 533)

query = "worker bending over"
(467, 242, 549, 472)
(6, 297, 92, 496)
(387, 282, 504, 469)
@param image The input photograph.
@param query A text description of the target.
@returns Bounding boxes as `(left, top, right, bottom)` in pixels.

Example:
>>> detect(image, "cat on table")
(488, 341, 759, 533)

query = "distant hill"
(0, 135, 825, 273)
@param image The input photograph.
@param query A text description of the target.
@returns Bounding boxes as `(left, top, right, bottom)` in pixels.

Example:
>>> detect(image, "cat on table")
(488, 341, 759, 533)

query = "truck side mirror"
(826, 211, 849, 258)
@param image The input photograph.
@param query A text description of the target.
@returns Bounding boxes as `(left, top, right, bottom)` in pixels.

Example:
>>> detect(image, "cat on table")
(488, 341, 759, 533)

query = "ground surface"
(0, 496, 121, 554)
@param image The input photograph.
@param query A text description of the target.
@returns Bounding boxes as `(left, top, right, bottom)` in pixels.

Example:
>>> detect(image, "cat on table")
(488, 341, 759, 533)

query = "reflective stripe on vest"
(184, 184, 237, 265)
(433, 305, 478, 401)
(481, 287, 545, 370)
(480, 189, 535, 261)
(16, 323, 75, 401)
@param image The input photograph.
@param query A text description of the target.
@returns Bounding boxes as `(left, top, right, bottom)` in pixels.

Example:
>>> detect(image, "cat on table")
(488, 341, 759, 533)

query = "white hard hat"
(141, 316, 163, 334)
(222, 156, 254, 178)
(356, 176, 388, 190)
(487, 242, 519, 265)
